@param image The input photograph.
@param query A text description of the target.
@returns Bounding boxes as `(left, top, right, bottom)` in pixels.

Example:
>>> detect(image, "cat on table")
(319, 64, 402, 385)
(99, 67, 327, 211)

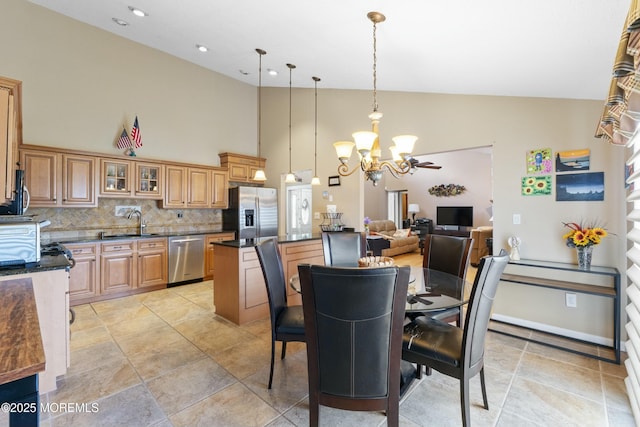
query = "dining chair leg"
(461, 377, 470, 427)
(309, 394, 319, 427)
(268, 339, 275, 389)
(281, 341, 287, 359)
(386, 401, 399, 427)
(480, 367, 489, 409)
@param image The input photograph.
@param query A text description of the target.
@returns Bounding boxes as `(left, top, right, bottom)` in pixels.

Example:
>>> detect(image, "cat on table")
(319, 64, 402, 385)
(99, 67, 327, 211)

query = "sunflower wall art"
(521, 176, 552, 196)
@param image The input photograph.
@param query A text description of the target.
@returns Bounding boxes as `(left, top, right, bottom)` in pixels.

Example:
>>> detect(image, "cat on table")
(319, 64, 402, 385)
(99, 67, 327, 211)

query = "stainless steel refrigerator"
(222, 186, 278, 239)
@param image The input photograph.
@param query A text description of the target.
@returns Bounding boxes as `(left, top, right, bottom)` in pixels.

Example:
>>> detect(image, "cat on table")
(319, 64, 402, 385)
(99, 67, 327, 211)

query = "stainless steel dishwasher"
(168, 235, 205, 286)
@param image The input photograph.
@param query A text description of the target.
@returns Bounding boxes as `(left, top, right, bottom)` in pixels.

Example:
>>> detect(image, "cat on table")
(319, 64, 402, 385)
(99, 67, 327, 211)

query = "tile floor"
(6, 268, 636, 426)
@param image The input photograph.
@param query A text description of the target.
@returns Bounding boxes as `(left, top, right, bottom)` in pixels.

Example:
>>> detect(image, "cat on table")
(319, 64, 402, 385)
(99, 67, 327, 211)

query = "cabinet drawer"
(101, 241, 135, 253)
(138, 238, 167, 250)
(68, 244, 97, 256)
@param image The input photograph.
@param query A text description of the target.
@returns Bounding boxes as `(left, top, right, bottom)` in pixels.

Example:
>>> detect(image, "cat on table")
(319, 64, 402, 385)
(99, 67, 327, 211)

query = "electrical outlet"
(177, 211, 183, 219)
(565, 292, 577, 308)
(513, 213, 521, 225)
(314, 212, 320, 220)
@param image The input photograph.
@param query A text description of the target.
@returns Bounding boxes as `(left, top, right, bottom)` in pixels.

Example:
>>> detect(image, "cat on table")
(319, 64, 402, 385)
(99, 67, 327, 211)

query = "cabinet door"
(187, 167, 210, 208)
(163, 165, 187, 208)
(100, 241, 135, 294)
(0, 77, 21, 203)
(228, 163, 249, 182)
(204, 233, 234, 279)
(137, 238, 167, 288)
(66, 243, 99, 304)
(100, 159, 132, 197)
(21, 149, 60, 207)
(135, 162, 163, 199)
(63, 154, 97, 207)
(211, 169, 228, 208)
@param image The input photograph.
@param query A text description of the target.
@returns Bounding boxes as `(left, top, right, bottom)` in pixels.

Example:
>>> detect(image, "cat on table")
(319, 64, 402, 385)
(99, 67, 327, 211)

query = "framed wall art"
(556, 172, 604, 201)
(328, 176, 341, 186)
(526, 148, 552, 175)
(521, 176, 552, 196)
(555, 149, 590, 172)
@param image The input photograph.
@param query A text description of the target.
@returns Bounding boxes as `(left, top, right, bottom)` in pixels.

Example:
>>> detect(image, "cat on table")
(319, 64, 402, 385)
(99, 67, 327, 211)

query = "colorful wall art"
(556, 172, 604, 201)
(521, 176, 552, 196)
(526, 148, 552, 175)
(555, 149, 590, 172)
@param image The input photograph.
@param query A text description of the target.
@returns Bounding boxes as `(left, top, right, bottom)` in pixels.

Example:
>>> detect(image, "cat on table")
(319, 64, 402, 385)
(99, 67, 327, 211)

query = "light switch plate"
(513, 213, 521, 225)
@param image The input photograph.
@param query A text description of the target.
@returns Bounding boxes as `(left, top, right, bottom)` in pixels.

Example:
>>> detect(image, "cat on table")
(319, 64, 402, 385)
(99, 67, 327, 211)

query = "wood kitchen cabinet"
(210, 168, 229, 208)
(101, 240, 136, 295)
(20, 147, 97, 208)
(204, 232, 235, 280)
(187, 167, 210, 208)
(100, 159, 132, 197)
(66, 242, 99, 304)
(219, 152, 266, 184)
(163, 165, 187, 208)
(0, 76, 21, 203)
(137, 238, 167, 288)
(278, 239, 324, 305)
(134, 162, 163, 199)
(68, 238, 168, 305)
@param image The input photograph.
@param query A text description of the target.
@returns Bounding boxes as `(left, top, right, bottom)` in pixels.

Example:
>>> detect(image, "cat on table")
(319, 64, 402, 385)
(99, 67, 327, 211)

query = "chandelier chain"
(372, 18, 378, 112)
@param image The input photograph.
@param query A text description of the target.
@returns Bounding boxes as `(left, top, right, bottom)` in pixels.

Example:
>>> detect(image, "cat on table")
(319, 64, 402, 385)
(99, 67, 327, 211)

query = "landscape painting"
(556, 172, 604, 201)
(555, 149, 590, 172)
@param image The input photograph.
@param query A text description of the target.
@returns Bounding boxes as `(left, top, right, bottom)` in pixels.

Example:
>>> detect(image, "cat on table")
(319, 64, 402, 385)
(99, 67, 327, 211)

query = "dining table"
(289, 265, 471, 315)
(289, 265, 472, 397)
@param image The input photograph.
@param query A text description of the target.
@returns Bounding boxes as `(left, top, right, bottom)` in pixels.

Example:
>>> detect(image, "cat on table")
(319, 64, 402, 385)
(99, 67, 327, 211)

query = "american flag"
(131, 116, 142, 148)
(116, 128, 132, 149)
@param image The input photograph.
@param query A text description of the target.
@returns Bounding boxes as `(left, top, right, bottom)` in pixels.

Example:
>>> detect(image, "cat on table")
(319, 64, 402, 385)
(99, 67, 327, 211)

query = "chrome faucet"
(127, 208, 146, 235)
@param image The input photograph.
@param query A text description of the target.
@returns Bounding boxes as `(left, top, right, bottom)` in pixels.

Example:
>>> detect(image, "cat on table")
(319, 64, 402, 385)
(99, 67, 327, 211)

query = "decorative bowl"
(358, 256, 395, 267)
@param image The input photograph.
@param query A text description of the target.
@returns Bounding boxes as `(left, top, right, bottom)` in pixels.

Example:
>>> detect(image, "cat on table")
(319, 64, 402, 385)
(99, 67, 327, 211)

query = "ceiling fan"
(409, 158, 442, 170)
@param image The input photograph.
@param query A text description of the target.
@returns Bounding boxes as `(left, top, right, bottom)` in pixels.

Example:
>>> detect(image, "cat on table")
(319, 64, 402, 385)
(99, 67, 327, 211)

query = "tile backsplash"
(32, 198, 223, 242)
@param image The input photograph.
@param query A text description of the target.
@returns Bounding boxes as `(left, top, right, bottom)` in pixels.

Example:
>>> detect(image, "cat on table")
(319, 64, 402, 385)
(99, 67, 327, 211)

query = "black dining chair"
(255, 239, 306, 389)
(418, 234, 474, 326)
(297, 263, 410, 427)
(402, 250, 509, 427)
(321, 231, 366, 267)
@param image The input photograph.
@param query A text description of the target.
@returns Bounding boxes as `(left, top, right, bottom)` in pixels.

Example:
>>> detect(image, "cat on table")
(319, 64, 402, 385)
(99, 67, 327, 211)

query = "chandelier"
(333, 11, 417, 186)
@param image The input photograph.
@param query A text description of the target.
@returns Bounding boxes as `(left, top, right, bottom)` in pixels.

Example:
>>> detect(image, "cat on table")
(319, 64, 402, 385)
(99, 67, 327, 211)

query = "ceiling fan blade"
(420, 165, 442, 169)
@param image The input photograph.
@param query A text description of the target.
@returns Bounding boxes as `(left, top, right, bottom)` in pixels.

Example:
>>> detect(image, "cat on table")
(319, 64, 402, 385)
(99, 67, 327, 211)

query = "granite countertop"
(0, 254, 72, 277)
(214, 233, 322, 248)
(0, 277, 45, 385)
(46, 230, 234, 245)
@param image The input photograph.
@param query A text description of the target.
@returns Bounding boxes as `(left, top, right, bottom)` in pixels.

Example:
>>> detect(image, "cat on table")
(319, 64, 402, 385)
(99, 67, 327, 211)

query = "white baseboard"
(490, 313, 615, 347)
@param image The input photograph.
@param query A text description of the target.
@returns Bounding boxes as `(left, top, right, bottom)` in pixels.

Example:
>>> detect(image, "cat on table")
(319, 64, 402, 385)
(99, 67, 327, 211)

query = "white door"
(286, 184, 312, 235)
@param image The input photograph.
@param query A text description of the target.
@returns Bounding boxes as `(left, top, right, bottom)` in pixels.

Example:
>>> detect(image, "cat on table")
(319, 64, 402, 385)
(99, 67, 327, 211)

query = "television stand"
(432, 228, 470, 238)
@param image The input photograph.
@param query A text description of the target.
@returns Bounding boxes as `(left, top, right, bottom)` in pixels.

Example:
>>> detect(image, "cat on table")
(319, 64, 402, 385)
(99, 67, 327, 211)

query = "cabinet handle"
(114, 246, 122, 250)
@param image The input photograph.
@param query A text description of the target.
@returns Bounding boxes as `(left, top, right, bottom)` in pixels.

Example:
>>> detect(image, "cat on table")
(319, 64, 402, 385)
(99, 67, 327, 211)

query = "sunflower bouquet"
(562, 222, 608, 248)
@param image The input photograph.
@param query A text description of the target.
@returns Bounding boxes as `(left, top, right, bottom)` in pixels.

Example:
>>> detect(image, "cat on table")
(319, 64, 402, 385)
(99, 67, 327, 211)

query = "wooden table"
(0, 277, 45, 427)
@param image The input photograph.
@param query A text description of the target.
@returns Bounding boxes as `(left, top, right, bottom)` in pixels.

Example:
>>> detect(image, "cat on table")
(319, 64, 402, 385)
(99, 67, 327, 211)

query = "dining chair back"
(401, 250, 509, 427)
(297, 263, 410, 427)
(321, 231, 366, 267)
(255, 239, 305, 389)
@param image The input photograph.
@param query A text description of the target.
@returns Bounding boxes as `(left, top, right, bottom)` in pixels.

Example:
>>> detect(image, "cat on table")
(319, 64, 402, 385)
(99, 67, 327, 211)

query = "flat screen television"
(436, 206, 473, 227)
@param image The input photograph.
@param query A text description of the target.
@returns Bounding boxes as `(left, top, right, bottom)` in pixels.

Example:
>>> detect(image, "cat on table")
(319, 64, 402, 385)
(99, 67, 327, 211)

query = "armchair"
(470, 226, 493, 267)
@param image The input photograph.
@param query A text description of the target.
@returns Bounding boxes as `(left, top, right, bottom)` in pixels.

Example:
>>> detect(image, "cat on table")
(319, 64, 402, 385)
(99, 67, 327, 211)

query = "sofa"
(470, 226, 493, 266)
(367, 220, 419, 257)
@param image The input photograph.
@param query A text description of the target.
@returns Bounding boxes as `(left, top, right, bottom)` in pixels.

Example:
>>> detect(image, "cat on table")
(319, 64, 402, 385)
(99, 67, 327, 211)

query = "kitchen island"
(212, 234, 324, 325)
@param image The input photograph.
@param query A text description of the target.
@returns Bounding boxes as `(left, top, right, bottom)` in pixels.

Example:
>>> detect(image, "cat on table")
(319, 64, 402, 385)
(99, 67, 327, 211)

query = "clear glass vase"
(576, 246, 593, 270)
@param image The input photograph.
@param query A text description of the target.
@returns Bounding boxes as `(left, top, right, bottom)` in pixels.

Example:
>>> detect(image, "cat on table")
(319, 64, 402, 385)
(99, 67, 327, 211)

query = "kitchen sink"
(100, 233, 160, 240)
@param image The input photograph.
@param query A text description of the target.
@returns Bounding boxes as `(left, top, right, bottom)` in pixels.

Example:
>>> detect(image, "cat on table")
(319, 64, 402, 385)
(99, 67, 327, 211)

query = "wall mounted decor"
(556, 172, 604, 201)
(521, 176, 552, 196)
(328, 176, 341, 186)
(526, 148, 552, 175)
(555, 149, 590, 172)
(428, 184, 466, 197)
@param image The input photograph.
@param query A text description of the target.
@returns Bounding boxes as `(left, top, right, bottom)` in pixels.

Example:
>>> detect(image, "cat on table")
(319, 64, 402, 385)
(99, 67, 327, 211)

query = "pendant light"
(311, 76, 321, 186)
(285, 63, 297, 184)
(252, 48, 267, 181)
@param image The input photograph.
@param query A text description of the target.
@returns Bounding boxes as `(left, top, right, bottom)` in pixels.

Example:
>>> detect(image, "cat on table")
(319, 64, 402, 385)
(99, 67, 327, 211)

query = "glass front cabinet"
(100, 159, 132, 197)
(134, 162, 163, 199)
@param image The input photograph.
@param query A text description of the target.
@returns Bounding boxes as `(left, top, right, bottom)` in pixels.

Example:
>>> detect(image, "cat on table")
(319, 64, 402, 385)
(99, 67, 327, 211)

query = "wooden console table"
(491, 259, 621, 364)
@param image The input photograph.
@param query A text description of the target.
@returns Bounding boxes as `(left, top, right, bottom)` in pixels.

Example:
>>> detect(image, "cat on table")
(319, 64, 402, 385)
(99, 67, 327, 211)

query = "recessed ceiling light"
(112, 18, 129, 26)
(196, 44, 208, 53)
(267, 69, 278, 77)
(128, 6, 148, 17)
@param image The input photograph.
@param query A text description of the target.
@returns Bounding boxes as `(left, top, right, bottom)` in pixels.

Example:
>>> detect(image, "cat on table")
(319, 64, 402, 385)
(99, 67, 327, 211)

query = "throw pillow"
(393, 229, 410, 239)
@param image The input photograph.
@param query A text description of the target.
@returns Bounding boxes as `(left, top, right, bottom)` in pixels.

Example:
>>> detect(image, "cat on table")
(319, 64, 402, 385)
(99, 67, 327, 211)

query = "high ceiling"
(28, 0, 629, 100)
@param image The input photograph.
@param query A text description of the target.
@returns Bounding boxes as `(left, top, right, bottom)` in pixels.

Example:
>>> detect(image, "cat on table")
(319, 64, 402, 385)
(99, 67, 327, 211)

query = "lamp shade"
(408, 204, 420, 214)
(392, 135, 417, 155)
(353, 131, 378, 152)
(253, 169, 267, 181)
(334, 141, 356, 160)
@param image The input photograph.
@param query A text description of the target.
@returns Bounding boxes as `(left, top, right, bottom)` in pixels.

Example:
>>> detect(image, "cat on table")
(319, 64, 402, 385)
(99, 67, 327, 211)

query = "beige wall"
(3, 0, 627, 342)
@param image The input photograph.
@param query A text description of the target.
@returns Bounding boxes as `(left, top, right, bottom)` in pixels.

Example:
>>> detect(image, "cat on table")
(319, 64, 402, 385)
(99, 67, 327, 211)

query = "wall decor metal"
(428, 184, 466, 197)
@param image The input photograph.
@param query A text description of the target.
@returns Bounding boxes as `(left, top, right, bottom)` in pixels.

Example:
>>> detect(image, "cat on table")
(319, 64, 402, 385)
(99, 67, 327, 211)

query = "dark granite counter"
(44, 230, 234, 245)
(0, 254, 72, 277)
(213, 233, 321, 248)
